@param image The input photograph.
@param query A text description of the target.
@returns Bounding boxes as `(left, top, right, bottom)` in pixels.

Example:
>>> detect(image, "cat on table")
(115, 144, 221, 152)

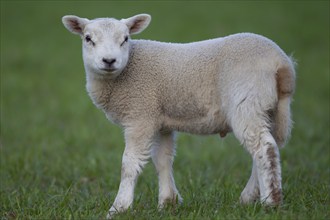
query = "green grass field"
(1, 1, 329, 219)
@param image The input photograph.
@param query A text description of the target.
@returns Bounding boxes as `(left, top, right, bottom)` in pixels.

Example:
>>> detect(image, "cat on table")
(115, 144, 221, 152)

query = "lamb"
(62, 14, 296, 218)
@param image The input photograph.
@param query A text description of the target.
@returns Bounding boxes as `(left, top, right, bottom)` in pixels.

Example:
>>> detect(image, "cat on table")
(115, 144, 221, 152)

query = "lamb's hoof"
(261, 194, 283, 207)
(158, 194, 183, 210)
(240, 193, 259, 205)
(106, 212, 113, 219)
(106, 211, 115, 219)
(106, 206, 118, 219)
(258, 188, 283, 207)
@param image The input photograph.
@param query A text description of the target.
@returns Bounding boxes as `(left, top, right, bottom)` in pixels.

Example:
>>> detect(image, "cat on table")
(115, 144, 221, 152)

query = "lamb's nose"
(102, 58, 116, 66)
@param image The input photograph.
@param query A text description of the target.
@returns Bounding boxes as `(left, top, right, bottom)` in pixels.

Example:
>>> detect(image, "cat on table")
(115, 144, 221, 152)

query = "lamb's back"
(113, 34, 289, 131)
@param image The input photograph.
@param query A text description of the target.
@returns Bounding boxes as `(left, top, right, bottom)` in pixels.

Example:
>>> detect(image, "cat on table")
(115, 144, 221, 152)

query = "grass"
(1, 1, 329, 219)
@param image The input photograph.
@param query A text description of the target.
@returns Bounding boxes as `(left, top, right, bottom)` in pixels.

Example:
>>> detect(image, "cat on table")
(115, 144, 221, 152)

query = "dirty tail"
(273, 61, 296, 147)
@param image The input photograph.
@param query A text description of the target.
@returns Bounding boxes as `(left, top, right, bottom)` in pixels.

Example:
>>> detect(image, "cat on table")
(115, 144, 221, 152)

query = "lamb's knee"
(121, 154, 145, 178)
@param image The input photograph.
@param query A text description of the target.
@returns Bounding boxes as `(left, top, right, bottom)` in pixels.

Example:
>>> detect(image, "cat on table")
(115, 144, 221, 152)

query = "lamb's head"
(62, 14, 151, 78)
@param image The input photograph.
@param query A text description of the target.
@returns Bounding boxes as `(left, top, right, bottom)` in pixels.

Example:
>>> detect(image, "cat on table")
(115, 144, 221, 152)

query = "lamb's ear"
(121, 14, 151, 35)
(62, 15, 89, 35)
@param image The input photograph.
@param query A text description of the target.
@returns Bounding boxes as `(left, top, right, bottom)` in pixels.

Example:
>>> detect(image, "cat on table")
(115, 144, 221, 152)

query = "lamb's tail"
(273, 59, 296, 147)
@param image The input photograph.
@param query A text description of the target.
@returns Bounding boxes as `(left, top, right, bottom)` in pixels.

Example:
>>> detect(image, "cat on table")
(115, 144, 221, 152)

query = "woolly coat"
(86, 33, 295, 141)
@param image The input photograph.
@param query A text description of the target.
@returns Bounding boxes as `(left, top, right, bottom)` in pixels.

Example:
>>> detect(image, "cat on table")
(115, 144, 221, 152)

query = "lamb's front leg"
(151, 131, 182, 209)
(107, 127, 155, 219)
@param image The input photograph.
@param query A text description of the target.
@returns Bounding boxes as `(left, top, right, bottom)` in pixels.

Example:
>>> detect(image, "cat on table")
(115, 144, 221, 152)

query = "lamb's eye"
(84, 35, 95, 46)
(121, 36, 129, 46)
(85, 35, 92, 43)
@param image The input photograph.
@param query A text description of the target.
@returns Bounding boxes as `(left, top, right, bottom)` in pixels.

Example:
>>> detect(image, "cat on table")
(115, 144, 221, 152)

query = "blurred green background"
(1, 1, 329, 219)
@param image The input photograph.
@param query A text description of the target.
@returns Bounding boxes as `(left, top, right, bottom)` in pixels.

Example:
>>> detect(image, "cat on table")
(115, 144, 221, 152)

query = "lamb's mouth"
(100, 67, 117, 73)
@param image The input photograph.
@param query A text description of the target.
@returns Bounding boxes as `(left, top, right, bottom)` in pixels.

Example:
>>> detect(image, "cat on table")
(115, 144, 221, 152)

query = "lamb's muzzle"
(102, 58, 117, 71)
(102, 58, 116, 66)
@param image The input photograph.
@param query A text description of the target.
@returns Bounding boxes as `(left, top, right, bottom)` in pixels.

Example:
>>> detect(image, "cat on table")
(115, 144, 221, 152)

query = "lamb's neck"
(86, 74, 114, 111)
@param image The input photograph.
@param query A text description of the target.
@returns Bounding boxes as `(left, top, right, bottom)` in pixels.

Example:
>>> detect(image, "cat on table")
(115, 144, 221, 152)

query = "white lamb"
(62, 14, 295, 218)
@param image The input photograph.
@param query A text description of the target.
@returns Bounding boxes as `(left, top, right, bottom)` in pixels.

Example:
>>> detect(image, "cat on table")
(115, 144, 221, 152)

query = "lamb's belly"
(163, 109, 226, 135)
(179, 119, 223, 135)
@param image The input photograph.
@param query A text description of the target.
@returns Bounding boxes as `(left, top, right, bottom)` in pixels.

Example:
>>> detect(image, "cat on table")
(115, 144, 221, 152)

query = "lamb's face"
(82, 19, 130, 77)
(62, 14, 151, 79)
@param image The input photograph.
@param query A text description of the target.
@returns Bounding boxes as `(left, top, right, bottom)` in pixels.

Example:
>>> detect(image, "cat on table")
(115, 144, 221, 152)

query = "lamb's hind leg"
(255, 132, 282, 205)
(240, 159, 260, 204)
(151, 131, 182, 209)
(233, 115, 282, 206)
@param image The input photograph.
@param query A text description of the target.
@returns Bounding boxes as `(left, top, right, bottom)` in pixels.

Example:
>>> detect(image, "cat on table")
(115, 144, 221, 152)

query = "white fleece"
(62, 14, 295, 219)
